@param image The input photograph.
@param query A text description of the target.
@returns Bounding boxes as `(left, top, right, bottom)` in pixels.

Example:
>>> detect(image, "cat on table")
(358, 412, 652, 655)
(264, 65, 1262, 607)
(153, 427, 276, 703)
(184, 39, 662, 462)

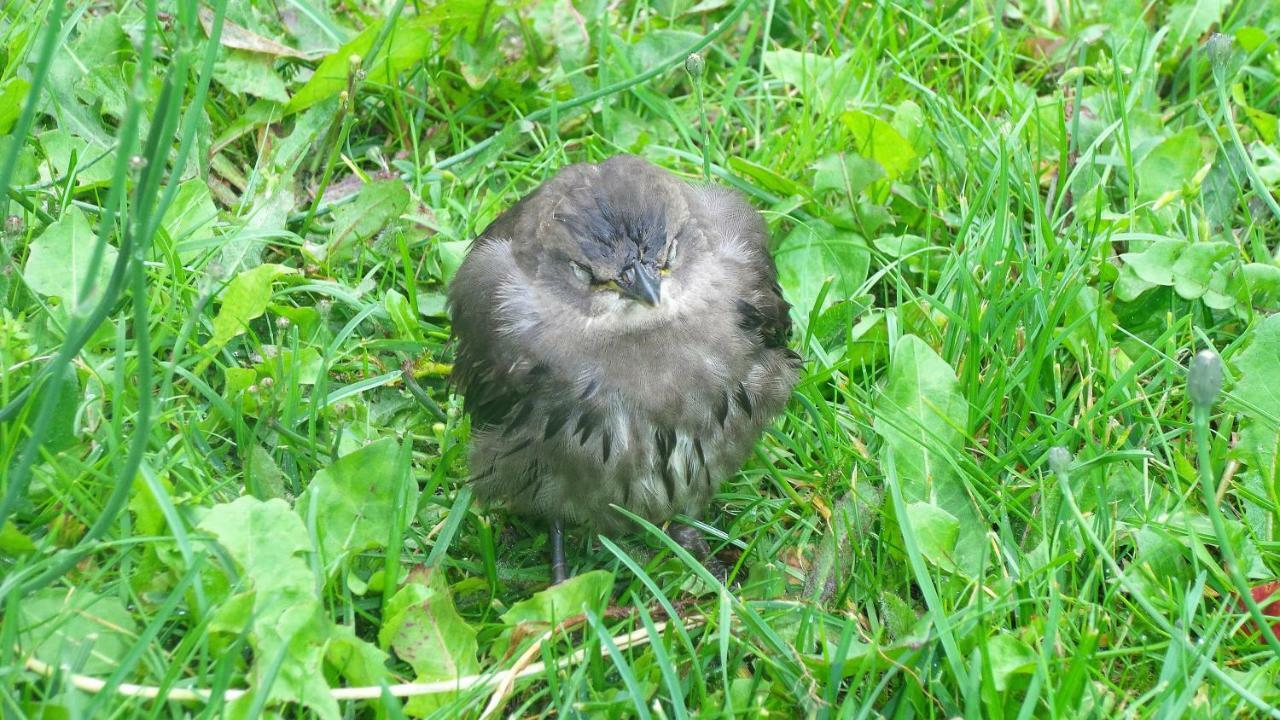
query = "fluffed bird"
(447, 155, 799, 583)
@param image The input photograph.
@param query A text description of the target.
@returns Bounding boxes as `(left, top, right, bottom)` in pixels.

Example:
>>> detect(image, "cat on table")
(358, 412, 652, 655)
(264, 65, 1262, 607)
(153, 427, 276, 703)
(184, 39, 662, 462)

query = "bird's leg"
(549, 518, 568, 585)
(667, 523, 729, 584)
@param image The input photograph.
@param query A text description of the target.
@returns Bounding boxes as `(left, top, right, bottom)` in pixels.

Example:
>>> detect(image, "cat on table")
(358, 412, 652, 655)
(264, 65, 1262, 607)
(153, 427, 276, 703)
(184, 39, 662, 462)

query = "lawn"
(3, 0, 1280, 717)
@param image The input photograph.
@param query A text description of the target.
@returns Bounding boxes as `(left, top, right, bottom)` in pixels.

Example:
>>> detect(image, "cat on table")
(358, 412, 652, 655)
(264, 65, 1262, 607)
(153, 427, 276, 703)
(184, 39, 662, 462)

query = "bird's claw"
(668, 523, 731, 584)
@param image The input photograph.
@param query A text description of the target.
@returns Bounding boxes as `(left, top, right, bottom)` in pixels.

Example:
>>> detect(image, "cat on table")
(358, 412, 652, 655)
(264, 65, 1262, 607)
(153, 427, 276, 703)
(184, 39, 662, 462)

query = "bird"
(447, 154, 799, 583)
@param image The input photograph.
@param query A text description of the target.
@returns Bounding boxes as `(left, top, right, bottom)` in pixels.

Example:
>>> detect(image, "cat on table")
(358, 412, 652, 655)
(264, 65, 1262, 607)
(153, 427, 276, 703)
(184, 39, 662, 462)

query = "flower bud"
(1188, 349, 1223, 409)
(1047, 446, 1072, 475)
(1205, 33, 1234, 76)
(684, 52, 704, 79)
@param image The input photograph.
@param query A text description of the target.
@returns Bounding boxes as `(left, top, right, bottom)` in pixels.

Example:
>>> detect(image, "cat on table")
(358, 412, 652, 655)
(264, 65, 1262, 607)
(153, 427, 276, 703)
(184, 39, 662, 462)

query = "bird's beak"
(620, 264, 661, 306)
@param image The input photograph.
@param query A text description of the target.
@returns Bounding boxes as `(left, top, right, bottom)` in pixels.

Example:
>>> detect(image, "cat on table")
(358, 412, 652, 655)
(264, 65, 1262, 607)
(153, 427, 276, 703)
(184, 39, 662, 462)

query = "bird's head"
(536, 158, 697, 315)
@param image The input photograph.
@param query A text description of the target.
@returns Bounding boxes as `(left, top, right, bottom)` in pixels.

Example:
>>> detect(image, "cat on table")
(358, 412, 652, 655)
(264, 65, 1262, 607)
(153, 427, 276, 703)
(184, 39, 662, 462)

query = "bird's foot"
(667, 523, 730, 584)
(549, 518, 568, 585)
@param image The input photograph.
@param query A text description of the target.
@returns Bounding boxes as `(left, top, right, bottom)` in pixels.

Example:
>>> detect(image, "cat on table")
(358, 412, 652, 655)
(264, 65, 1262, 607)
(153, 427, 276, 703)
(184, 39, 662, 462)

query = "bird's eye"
(570, 261, 593, 283)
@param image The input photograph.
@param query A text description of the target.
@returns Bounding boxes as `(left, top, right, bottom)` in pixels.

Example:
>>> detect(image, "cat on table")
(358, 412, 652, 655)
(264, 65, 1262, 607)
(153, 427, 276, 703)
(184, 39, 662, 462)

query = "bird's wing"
(694, 186, 794, 351)
(447, 217, 544, 432)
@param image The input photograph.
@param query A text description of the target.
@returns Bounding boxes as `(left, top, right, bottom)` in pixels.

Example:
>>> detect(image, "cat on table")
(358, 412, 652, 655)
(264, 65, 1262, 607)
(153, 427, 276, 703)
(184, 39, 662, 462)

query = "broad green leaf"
(811, 153, 883, 197)
(904, 501, 960, 571)
(207, 263, 298, 349)
(775, 220, 870, 319)
(762, 48, 854, 107)
(1235, 26, 1270, 53)
(416, 291, 449, 318)
(326, 624, 390, 687)
(253, 346, 323, 385)
(200, 497, 339, 720)
(1167, 0, 1229, 53)
(1233, 315, 1280, 495)
(495, 570, 614, 657)
(220, 183, 296, 272)
(19, 588, 139, 676)
(0, 520, 36, 555)
(1100, 0, 1150, 67)
(880, 591, 924, 643)
(43, 364, 80, 453)
(530, 0, 590, 69)
(1243, 264, 1280, 309)
(385, 289, 420, 341)
(987, 633, 1038, 691)
(200, 497, 314, 597)
(728, 156, 807, 197)
(804, 490, 881, 602)
(213, 50, 290, 103)
(438, 240, 470, 284)
(130, 474, 173, 536)
(1170, 242, 1232, 299)
(892, 99, 932, 156)
(288, 5, 485, 113)
(224, 366, 257, 397)
(246, 445, 290, 500)
(1115, 263, 1158, 302)
(23, 208, 118, 313)
(380, 566, 480, 716)
(161, 179, 220, 261)
(314, 180, 410, 262)
(38, 106, 114, 164)
(1135, 128, 1201, 203)
(626, 29, 701, 70)
(839, 110, 918, 181)
(875, 234, 943, 274)
(298, 437, 414, 571)
(49, 14, 130, 123)
(875, 335, 981, 574)
(1119, 238, 1184, 285)
(0, 77, 30, 133)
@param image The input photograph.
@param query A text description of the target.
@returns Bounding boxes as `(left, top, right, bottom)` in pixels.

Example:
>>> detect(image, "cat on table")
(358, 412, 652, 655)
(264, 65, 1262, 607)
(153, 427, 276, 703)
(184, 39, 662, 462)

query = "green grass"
(3, 0, 1280, 717)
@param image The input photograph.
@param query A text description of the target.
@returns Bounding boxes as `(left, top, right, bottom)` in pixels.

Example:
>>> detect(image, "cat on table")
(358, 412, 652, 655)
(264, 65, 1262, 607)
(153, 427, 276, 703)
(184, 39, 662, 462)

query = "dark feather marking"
(661, 465, 677, 504)
(693, 438, 706, 467)
(575, 410, 599, 443)
(655, 428, 675, 466)
(735, 299, 766, 331)
(579, 378, 600, 401)
(714, 392, 730, 427)
(500, 437, 533, 460)
(520, 461, 545, 496)
(601, 429, 612, 464)
(544, 405, 571, 440)
(734, 382, 754, 417)
(507, 400, 535, 431)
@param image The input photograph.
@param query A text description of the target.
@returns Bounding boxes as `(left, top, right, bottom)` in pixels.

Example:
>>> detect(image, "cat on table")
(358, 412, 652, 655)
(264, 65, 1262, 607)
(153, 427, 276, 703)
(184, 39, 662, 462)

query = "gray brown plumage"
(447, 155, 799, 577)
